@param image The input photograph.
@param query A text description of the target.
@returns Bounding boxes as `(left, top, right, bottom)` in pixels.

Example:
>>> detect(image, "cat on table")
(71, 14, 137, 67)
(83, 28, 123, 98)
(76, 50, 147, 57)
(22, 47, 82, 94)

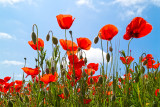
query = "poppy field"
(0, 14, 160, 107)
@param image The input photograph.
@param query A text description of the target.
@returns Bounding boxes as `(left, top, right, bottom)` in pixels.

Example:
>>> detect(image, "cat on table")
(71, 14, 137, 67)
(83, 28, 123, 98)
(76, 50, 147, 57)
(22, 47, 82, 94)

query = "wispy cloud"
(14, 74, 23, 78)
(1, 60, 24, 66)
(0, 0, 38, 6)
(84, 47, 107, 64)
(0, 32, 16, 40)
(151, 0, 160, 7)
(76, 0, 100, 12)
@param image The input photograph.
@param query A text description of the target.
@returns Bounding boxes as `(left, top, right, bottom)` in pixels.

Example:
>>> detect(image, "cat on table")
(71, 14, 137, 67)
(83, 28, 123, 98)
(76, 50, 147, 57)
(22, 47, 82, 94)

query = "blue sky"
(0, 0, 160, 80)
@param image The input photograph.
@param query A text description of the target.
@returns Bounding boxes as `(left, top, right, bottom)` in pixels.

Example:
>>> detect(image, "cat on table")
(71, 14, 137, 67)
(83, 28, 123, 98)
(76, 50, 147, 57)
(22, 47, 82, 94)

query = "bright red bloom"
(120, 56, 134, 65)
(77, 37, 92, 50)
(0, 79, 5, 85)
(155, 89, 160, 97)
(87, 75, 101, 85)
(4, 76, 11, 82)
(15, 80, 23, 85)
(142, 54, 155, 69)
(83, 99, 92, 104)
(67, 68, 82, 80)
(40, 73, 58, 84)
(56, 14, 75, 29)
(87, 63, 99, 71)
(153, 63, 160, 69)
(21, 67, 41, 77)
(28, 38, 44, 50)
(123, 17, 152, 40)
(99, 24, 118, 41)
(85, 68, 95, 76)
(59, 39, 78, 55)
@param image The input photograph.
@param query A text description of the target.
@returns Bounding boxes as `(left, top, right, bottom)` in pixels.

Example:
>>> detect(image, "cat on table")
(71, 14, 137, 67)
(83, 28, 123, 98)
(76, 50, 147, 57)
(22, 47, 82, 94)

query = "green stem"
(127, 38, 133, 56)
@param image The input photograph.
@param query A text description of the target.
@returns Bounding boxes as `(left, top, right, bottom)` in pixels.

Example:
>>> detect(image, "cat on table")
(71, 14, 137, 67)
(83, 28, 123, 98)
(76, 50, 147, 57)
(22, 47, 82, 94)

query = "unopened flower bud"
(109, 46, 113, 52)
(61, 69, 66, 76)
(78, 47, 81, 51)
(98, 76, 103, 84)
(90, 78, 94, 84)
(69, 30, 72, 36)
(51, 67, 55, 74)
(106, 53, 110, 62)
(46, 68, 49, 74)
(143, 60, 148, 65)
(141, 66, 145, 74)
(84, 57, 87, 64)
(31, 32, 37, 44)
(60, 64, 63, 69)
(52, 36, 58, 45)
(82, 70, 87, 77)
(46, 34, 50, 41)
(80, 55, 83, 59)
(64, 87, 69, 97)
(94, 36, 99, 44)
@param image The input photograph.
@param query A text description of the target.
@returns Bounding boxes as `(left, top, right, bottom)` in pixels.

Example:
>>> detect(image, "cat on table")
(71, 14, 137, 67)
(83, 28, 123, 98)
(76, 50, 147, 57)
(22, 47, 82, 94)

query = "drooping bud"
(46, 34, 50, 41)
(106, 53, 110, 62)
(51, 67, 55, 74)
(143, 60, 148, 65)
(69, 30, 72, 36)
(78, 47, 81, 51)
(109, 46, 113, 52)
(46, 68, 49, 74)
(141, 66, 145, 74)
(84, 57, 87, 64)
(61, 69, 66, 76)
(31, 32, 37, 44)
(64, 87, 69, 97)
(82, 70, 87, 77)
(80, 55, 83, 59)
(94, 36, 99, 44)
(135, 75, 139, 83)
(52, 36, 58, 45)
(98, 76, 103, 84)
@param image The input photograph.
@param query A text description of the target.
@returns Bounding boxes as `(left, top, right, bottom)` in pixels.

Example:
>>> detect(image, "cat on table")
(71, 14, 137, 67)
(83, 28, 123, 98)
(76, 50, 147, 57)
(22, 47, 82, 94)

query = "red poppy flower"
(155, 89, 160, 97)
(77, 37, 92, 50)
(99, 24, 118, 41)
(15, 80, 23, 86)
(120, 56, 134, 65)
(123, 17, 152, 40)
(40, 73, 58, 84)
(83, 99, 92, 104)
(59, 39, 78, 55)
(85, 69, 95, 76)
(87, 63, 99, 71)
(153, 63, 160, 69)
(21, 67, 41, 78)
(56, 14, 75, 29)
(87, 75, 101, 85)
(0, 79, 5, 85)
(142, 54, 155, 68)
(67, 68, 82, 80)
(4, 76, 11, 82)
(28, 38, 44, 50)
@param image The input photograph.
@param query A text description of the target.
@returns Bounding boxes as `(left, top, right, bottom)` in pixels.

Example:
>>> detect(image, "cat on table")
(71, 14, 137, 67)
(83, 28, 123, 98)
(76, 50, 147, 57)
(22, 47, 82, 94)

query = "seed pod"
(109, 46, 113, 52)
(52, 36, 58, 45)
(94, 36, 99, 44)
(143, 60, 148, 65)
(141, 66, 145, 74)
(106, 53, 110, 62)
(46, 68, 49, 74)
(46, 34, 50, 41)
(98, 76, 103, 84)
(64, 87, 69, 97)
(31, 32, 37, 44)
(84, 57, 87, 64)
(51, 67, 55, 74)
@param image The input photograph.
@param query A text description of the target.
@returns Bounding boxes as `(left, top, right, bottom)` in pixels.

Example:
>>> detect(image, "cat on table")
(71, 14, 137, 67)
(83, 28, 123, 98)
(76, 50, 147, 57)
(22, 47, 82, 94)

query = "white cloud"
(14, 74, 23, 78)
(0, 0, 37, 6)
(112, 0, 145, 7)
(1, 60, 24, 66)
(76, 0, 100, 12)
(83, 47, 108, 64)
(151, 0, 160, 7)
(0, 32, 16, 39)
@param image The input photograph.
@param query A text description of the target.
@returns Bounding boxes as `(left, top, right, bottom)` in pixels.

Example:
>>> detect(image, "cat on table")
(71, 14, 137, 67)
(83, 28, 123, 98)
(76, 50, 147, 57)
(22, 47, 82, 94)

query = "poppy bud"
(94, 36, 99, 44)
(109, 46, 113, 52)
(52, 36, 58, 45)
(31, 32, 37, 44)
(46, 34, 50, 41)
(121, 50, 126, 57)
(143, 60, 148, 65)
(61, 69, 66, 76)
(60, 64, 63, 70)
(106, 53, 110, 62)
(51, 67, 55, 74)
(46, 68, 49, 74)
(141, 66, 145, 74)
(64, 87, 69, 97)
(78, 47, 81, 51)
(69, 30, 72, 36)
(82, 70, 87, 77)
(135, 75, 139, 83)
(98, 76, 103, 84)
(80, 55, 83, 59)
(84, 57, 87, 64)
(111, 95, 116, 101)
(90, 78, 94, 84)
